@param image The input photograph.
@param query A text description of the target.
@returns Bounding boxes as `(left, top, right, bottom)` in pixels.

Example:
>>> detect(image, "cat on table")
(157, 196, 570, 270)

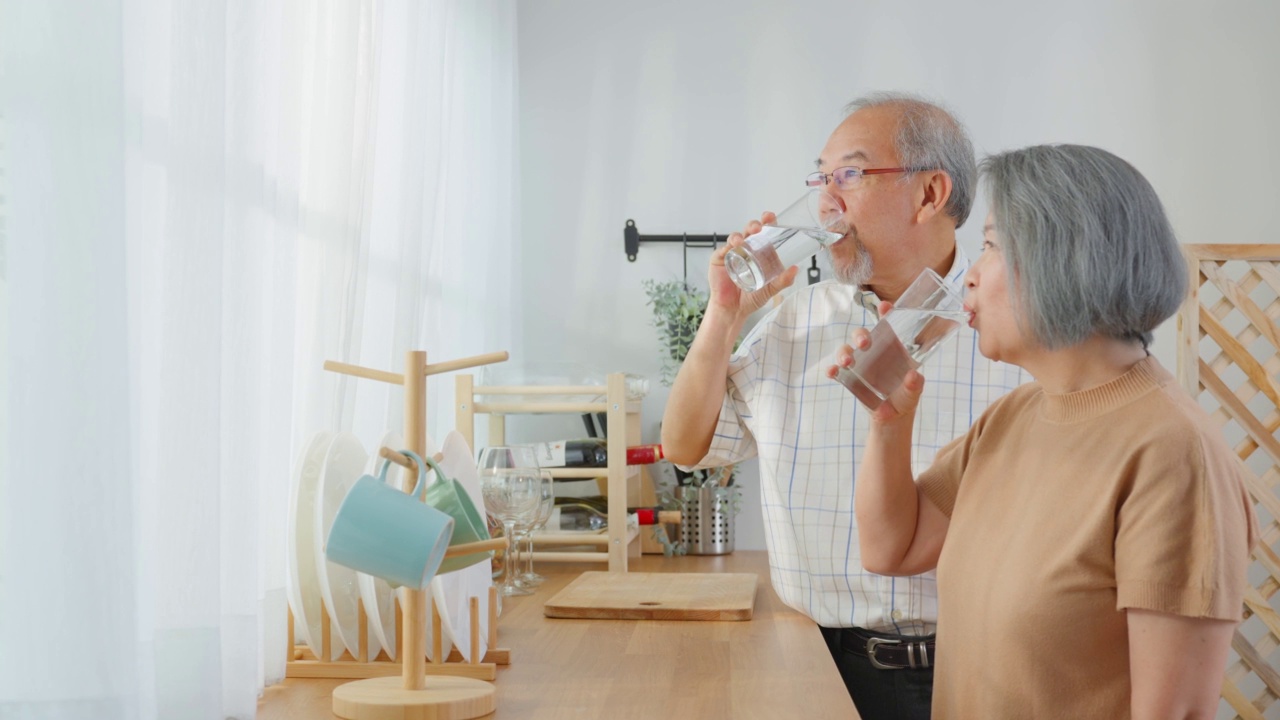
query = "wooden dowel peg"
(395, 596, 403, 661)
(529, 551, 610, 563)
(323, 359, 405, 386)
(358, 598, 369, 663)
(402, 349, 428, 690)
(470, 597, 481, 664)
(432, 602, 443, 664)
(423, 351, 509, 377)
(378, 447, 444, 473)
(488, 586, 498, 647)
(474, 384, 606, 395)
(442, 537, 508, 559)
(475, 401, 608, 414)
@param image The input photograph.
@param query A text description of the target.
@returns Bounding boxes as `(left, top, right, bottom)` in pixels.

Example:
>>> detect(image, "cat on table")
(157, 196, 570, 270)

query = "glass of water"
(724, 189, 846, 292)
(831, 268, 970, 409)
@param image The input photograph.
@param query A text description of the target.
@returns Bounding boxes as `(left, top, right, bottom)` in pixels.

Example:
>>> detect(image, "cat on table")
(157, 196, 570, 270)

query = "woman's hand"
(825, 300, 926, 424)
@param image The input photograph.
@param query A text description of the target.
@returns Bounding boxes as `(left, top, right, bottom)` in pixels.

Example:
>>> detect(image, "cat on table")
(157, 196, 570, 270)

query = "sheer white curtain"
(1, 1, 519, 718)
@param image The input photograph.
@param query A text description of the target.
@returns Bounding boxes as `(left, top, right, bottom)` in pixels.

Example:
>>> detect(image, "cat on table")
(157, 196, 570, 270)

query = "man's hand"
(665, 211, 804, 465)
(707, 211, 799, 326)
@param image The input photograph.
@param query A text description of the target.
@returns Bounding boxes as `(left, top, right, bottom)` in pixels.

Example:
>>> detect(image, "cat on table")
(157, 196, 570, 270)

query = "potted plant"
(641, 279, 710, 385)
(642, 278, 742, 555)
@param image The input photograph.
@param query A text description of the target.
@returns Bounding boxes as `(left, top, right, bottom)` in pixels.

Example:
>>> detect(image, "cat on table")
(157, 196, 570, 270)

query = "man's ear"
(915, 171, 953, 224)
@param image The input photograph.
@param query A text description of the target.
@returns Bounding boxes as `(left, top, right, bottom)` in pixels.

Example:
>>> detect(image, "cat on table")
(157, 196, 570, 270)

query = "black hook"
(625, 219, 639, 261)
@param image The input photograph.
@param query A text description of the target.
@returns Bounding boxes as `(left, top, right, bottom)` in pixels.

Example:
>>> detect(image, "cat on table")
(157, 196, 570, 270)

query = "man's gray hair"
(981, 144, 1186, 350)
(844, 92, 976, 228)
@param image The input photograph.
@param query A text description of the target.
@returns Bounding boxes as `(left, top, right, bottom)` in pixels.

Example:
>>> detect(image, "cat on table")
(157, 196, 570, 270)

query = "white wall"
(514, 0, 1280, 550)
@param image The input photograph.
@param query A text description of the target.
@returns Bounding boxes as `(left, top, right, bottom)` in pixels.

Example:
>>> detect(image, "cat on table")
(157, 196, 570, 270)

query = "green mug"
(423, 456, 493, 574)
(325, 450, 455, 590)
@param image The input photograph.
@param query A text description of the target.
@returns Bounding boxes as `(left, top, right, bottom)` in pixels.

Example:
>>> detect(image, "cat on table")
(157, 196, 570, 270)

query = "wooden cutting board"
(543, 571, 758, 621)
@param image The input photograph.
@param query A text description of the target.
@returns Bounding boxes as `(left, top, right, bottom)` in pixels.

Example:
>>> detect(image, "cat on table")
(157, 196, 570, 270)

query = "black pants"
(820, 626, 934, 720)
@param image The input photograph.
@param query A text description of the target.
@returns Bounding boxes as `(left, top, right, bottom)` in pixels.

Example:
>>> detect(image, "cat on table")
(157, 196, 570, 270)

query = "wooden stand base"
(331, 676, 495, 720)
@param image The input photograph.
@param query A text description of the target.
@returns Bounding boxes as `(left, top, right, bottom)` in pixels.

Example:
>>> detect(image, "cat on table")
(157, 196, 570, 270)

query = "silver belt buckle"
(866, 637, 901, 670)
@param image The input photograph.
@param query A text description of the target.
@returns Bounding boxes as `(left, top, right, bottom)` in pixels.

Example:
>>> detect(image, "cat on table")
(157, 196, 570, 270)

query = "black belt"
(847, 629, 936, 670)
(864, 635, 935, 670)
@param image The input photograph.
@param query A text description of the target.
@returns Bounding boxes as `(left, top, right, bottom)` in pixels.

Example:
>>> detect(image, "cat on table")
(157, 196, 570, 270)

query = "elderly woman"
(830, 144, 1256, 718)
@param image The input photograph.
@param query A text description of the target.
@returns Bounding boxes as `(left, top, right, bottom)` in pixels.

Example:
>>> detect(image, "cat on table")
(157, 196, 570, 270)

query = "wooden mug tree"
(322, 349, 509, 720)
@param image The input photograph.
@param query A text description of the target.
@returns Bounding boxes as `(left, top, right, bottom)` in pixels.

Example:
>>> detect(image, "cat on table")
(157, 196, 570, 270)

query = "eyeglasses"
(806, 166, 934, 191)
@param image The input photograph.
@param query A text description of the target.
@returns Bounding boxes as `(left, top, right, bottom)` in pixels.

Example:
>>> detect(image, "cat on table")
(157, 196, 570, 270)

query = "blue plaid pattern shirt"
(692, 248, 1025, 632)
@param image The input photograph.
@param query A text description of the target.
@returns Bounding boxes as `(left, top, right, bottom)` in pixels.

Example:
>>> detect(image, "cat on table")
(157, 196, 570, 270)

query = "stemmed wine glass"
(477, 445, 542, 598)
(516, 471, 556, 588)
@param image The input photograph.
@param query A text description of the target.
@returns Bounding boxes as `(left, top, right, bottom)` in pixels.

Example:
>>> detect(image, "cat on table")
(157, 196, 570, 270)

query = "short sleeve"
(917, 426, 980, 518)
(915, 387, 1021, 517)
(1114, 425, 1256, 621)
(682, 377, 758, 470)
(677, 321, 770, 471)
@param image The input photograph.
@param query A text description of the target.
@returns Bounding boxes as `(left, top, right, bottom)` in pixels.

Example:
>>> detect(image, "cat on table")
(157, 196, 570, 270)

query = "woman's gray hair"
(981, 144, 1186, 350)
(845, 92, 976, 228)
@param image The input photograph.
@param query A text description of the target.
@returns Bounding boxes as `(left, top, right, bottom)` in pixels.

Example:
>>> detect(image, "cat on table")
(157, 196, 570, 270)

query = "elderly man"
(661, 92, 1024, 720)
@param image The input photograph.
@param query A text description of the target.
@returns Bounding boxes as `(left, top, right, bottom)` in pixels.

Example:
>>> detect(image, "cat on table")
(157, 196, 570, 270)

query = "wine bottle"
(532, 439, 664, 468)
(630, 507, 682, 525)
(555, 501, 682, 530)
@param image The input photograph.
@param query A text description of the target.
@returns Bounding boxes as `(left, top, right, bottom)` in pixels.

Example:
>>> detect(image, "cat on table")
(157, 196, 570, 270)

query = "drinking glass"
(477, 446, 542, 598)
(517, 471, 556, 588)
(724, 189, 846, 292)
(831, 268, 970, 409)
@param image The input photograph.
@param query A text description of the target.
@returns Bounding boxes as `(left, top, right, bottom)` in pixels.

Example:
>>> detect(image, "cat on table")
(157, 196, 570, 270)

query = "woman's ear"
(915, 171, 953, 225)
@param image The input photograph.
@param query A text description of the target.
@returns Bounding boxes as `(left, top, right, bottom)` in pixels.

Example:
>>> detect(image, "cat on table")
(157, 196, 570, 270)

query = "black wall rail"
(623, 218, 821, 285)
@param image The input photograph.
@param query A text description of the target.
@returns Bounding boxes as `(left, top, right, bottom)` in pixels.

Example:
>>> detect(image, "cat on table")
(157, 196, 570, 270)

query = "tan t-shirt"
(917, 356, 1256, 719)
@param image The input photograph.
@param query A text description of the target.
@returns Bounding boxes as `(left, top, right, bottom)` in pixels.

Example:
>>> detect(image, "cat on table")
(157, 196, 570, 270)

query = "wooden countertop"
(259, 551, 858, 719)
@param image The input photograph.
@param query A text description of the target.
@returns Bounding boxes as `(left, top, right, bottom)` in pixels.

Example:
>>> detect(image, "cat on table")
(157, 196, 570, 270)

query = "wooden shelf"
(542, 466, 638, 480)
(531, 523, 641, 546)
(456, 373, 644, 572)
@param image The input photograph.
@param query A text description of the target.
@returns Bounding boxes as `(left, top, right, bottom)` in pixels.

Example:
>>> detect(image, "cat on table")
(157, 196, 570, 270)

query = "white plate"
(433, 431, 493, 662)
(315, 432, 369, 660)
(287, 431, 333, 656)
(359, 432, 452, 661)
(357, 431, 405, 661)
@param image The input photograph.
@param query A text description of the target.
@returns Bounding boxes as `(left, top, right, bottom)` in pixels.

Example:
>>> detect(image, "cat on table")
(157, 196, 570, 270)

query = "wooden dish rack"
(284, 349, 512, 720)
(455, 372, 645, 571)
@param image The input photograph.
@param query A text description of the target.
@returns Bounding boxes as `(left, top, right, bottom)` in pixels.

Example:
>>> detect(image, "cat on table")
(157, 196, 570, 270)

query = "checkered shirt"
(690, 248, 1025, 632)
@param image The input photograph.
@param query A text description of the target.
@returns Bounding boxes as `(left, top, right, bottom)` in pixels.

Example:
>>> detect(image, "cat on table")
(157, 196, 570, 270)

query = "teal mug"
(325, 449, 455, 590)
(424, 459, 493, 574)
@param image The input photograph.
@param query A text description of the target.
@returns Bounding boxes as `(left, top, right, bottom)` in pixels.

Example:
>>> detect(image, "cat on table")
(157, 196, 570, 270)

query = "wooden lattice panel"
(1177, 245, 1280, 720)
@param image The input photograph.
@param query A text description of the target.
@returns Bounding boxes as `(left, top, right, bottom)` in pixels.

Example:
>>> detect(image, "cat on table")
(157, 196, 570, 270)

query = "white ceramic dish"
(287, 431, 333, 657)
(315, 431, 369, 660)
(433, 430, 493, 662)
(358, 432, 452, 660)
(356, 430, 405, 660)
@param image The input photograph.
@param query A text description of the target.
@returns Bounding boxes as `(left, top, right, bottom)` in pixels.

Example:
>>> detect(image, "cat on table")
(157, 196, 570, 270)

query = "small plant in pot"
(642, 278, 742, 555)
(642, 279, 710, 385)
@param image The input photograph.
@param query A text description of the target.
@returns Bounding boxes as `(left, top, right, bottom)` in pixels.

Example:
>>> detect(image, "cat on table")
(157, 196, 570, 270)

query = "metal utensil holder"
(677, 485, 735, 555)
